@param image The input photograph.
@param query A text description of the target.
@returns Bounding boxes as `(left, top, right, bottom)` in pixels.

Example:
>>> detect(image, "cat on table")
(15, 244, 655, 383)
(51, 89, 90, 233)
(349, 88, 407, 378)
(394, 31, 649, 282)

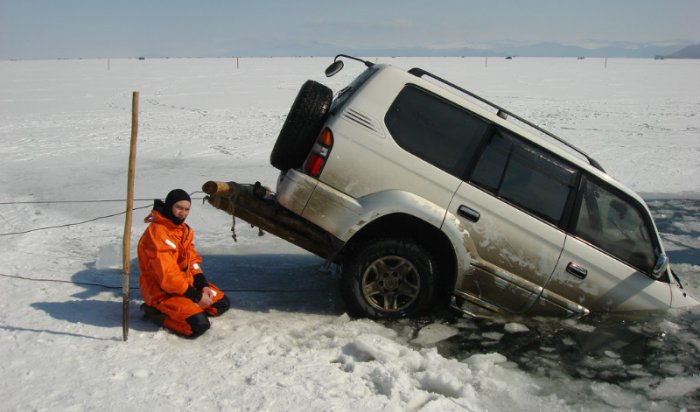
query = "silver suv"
(203, 55, 698, 319)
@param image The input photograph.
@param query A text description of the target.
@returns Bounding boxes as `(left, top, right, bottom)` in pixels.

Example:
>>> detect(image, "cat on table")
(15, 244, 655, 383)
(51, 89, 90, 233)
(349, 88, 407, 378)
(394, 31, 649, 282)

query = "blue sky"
(1, 0, 699, 58)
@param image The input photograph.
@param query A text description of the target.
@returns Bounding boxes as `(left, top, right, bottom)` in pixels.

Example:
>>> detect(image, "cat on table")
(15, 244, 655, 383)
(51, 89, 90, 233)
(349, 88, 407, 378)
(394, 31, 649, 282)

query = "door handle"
(458, 205, 480, 222)
(566, 262, 588, 279)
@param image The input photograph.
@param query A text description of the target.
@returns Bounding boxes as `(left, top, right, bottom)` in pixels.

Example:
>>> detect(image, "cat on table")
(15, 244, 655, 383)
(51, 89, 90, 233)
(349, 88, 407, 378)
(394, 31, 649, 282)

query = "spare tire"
(270, 80, 333, 170)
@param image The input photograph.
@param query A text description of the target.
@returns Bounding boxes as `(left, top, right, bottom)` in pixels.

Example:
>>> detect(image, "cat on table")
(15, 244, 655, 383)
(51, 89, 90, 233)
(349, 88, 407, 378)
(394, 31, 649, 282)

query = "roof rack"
(408, 67, 605, 173)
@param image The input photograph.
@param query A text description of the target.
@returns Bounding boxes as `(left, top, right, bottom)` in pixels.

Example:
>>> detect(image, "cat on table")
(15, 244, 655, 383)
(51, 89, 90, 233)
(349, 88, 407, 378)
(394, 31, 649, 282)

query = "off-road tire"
(340, 238, 437, 319)
(270, 80, 333, 170)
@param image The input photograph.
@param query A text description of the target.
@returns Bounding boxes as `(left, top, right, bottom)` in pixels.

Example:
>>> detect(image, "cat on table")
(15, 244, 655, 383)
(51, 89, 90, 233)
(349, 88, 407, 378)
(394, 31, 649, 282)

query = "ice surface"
(1, 57, 699, 411)
(95, 243, 122, 270)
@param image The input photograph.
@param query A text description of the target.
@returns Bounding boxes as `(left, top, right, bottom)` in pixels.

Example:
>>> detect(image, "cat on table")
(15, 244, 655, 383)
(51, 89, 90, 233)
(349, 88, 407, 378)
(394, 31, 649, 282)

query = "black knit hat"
(165, 189, 191, 209)
(162, 189, 191, 225)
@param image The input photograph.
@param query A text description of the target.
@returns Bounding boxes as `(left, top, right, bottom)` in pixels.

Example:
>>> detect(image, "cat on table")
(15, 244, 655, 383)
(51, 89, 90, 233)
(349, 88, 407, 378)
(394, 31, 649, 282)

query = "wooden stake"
(122, 91, 139, 341)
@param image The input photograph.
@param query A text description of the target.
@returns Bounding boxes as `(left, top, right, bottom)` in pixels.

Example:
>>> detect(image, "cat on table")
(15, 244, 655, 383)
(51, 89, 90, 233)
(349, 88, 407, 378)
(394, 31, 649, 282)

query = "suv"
(203, 55, 698, 319)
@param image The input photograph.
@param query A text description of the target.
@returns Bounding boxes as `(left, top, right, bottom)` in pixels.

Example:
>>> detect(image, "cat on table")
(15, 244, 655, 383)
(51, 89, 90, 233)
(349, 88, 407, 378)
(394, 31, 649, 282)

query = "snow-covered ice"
(1, 57, 699, 411)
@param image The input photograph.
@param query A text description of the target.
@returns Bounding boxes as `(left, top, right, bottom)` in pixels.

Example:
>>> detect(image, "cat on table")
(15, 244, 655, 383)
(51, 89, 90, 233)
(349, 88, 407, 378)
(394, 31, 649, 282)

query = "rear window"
(385, 85, 490, 178)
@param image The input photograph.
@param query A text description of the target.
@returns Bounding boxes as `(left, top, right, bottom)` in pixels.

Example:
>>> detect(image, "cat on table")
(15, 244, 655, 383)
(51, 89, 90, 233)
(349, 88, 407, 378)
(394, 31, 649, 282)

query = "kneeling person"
(138, 189, 230, 338)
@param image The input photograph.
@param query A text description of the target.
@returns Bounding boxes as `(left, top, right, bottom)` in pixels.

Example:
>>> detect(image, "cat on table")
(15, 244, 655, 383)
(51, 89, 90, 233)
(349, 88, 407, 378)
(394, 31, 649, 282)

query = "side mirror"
(652, 253, 669, 278)
(325, 60, 344, 77)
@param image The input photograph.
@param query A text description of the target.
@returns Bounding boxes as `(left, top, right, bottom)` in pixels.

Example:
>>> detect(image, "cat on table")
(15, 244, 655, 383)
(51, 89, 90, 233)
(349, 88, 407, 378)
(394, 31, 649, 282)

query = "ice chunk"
(648, 376, 700, 399)
(482, 332, 504, 341)
(590, 382, 646, 409)
(562, 319, 596, 332)
(351, 334, 424, 370)
(504, 322, 530, 333)
(464, 352, 508, 370)
(660, 363, 685, 375)
(657, 319, 682, 334)
(416, 370, 468, 398)
(411, 323, 459, 347)
(561, 337, 576, 346)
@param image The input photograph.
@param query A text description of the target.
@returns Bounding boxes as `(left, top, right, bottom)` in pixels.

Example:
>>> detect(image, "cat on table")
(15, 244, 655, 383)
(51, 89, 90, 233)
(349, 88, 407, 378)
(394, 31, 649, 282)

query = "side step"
(450, 291, 506, 320)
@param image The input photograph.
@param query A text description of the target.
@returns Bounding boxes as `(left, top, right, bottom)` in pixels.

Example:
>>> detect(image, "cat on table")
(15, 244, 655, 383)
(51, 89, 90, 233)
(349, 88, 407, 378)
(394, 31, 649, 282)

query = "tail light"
(304, 128, 333, 177)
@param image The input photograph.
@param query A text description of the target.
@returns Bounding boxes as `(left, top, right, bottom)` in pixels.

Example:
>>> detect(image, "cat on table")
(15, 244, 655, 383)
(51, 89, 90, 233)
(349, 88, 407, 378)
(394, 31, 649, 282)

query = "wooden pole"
(122, 91, 139, 341)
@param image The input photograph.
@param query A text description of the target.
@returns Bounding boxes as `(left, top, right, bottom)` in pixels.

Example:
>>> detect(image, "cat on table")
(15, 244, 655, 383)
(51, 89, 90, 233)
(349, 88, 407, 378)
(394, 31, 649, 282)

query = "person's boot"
(140, 303, 166, 326)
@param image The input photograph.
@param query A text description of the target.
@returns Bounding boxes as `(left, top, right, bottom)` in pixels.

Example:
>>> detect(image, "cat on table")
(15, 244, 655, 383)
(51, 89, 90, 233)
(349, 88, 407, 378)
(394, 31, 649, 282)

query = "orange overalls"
(138, 209, 227, 336)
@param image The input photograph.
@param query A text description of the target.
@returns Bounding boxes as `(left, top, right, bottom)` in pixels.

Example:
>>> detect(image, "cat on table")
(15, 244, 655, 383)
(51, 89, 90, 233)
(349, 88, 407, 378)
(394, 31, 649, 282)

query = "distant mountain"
(492, 42, 687, 58)
(361, 43, 688, 58)
(257, 41, 695, 59)
(665, 44, 700, 58)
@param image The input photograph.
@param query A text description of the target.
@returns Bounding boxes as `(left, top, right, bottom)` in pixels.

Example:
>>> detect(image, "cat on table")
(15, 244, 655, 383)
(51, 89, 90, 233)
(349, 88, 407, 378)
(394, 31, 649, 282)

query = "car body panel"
(449, 182, 566, 313)
(544, 235, 672, 312)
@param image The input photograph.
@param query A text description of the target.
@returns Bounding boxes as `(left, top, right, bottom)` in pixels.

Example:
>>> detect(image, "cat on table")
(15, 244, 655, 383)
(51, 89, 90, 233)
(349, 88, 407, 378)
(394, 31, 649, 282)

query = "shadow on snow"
(30, 253, 344, 332)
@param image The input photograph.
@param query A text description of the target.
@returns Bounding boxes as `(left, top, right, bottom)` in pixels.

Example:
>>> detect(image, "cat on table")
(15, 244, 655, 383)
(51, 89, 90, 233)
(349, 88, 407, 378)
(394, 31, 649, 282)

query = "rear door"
(450, 129, 579, 313)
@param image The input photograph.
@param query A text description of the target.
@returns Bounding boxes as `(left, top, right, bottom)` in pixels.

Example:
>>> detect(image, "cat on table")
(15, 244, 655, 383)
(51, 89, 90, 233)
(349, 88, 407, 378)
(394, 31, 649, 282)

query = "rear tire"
(270, 80, 333, 170)
(340, 238, 437, 319)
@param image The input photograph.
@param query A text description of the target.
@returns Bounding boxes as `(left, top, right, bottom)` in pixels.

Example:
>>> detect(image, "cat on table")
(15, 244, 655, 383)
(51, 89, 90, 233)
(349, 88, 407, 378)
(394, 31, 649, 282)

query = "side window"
(574, 177, 656, 273)
(470, 130, 578, 225)
(469, 130, 511, 192)
(385, 85, 490, 178)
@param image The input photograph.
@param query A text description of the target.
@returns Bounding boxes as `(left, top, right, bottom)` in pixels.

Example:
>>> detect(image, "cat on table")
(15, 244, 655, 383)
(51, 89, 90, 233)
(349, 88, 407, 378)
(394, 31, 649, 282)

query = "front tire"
(340, 238, 437, 319)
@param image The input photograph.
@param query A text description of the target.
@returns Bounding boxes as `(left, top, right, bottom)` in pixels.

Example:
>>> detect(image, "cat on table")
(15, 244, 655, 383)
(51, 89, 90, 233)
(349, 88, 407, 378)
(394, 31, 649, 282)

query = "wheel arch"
(338, 213, 457, 302)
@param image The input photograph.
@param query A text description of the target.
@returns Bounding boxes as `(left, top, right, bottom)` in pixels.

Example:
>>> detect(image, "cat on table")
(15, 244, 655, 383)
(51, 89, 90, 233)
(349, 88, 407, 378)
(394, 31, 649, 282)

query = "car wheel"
(270, 80, 333, 170)
(341, 238, 437, 319)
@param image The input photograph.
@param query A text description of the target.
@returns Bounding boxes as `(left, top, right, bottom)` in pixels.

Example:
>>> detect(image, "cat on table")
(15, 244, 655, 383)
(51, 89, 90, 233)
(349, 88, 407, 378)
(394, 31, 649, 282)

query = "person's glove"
(193, 273, 209, 290)
(184, 286, 202, 303)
